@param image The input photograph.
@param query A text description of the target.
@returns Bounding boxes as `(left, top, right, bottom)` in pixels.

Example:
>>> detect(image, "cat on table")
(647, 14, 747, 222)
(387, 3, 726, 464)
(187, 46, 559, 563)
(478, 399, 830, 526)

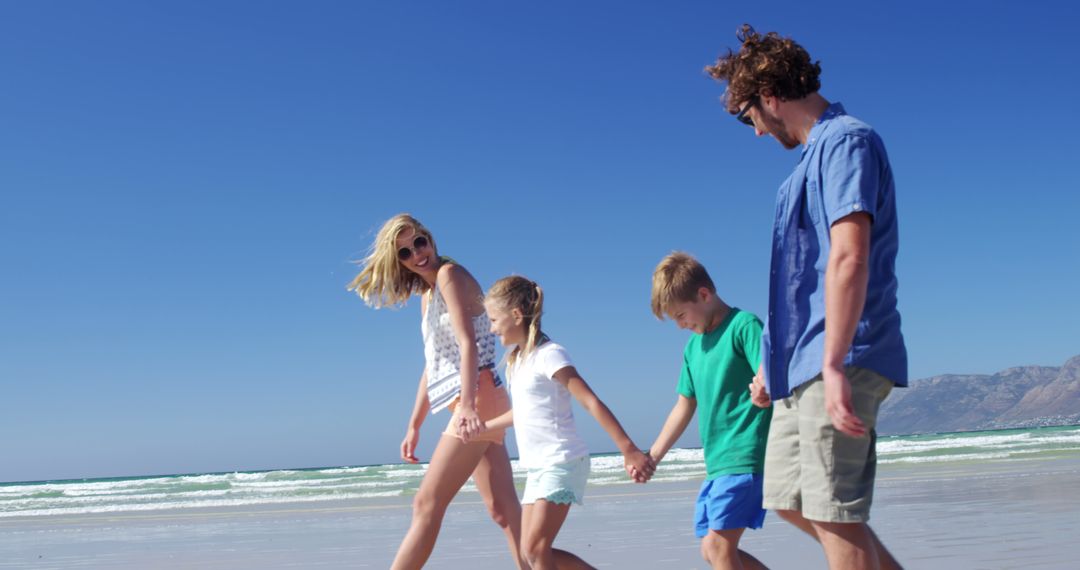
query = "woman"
(348, 214, 525, 569)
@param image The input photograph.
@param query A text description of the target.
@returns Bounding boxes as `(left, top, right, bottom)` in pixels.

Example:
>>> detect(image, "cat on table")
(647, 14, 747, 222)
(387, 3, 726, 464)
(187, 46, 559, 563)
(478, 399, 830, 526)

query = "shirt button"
(853, 204, 862, 211)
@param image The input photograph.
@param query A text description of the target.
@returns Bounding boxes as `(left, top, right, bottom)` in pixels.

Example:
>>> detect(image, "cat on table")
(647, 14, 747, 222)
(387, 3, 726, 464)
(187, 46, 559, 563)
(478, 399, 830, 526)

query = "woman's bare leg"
(471, 442, 528, 568)
(390, 435, 490, 570)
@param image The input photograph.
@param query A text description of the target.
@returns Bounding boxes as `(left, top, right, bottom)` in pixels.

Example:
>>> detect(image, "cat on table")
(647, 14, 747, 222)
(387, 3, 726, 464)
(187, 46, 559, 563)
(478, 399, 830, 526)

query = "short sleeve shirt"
(761, 103, 907, 399)
(677, 309, 772, 477)
(508, 341, 590, 469)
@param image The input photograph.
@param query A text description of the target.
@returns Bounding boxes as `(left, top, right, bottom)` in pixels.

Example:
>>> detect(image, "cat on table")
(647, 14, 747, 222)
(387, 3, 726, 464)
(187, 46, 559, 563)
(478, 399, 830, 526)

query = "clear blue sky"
(2, 1, 1078, 483)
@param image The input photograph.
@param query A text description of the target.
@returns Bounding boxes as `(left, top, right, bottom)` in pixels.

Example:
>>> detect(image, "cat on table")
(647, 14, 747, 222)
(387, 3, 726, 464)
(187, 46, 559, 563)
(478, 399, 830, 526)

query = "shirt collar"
(803, 101, 846, 154)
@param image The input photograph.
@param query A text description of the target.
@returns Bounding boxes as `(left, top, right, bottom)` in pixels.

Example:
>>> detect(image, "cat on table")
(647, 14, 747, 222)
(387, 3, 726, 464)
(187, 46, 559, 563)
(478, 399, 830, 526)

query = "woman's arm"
(554, 366, 655, 482)
(463, 409, 514, 443)
(438, 263, 484, 438)
(401, 370, 430, 463)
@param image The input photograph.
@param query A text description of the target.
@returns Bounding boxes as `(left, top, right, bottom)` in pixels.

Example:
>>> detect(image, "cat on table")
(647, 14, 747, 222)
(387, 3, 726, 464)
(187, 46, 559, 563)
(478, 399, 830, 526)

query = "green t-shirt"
(677, 308, 772, 478)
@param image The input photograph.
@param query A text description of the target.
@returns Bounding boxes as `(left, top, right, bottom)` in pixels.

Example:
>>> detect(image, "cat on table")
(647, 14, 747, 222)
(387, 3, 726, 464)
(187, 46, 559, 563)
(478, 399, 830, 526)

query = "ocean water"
(3, 425, 1078, 519)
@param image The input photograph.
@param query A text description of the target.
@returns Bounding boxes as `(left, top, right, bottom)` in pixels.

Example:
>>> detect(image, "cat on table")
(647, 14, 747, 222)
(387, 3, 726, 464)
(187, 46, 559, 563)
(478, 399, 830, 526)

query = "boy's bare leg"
(701, 528, 768, 570)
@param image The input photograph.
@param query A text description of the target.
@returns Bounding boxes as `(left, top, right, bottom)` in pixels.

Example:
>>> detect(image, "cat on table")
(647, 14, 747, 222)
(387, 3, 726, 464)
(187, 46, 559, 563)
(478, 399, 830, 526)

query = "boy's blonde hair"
(486, 275, 544, 368)
(650, 252, 716, 319)
(347, 213, 438, 308)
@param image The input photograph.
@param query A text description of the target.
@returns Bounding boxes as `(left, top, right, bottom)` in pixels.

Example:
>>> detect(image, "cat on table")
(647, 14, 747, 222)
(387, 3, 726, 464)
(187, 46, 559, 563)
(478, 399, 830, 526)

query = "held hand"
(455, 407, 483, 441)
(822, 366, 866, 437)
(749, 370, 772, 408)
(401, 428, 420, 464)
(459, 420, 488, 443)
(624, 450, 655, 483)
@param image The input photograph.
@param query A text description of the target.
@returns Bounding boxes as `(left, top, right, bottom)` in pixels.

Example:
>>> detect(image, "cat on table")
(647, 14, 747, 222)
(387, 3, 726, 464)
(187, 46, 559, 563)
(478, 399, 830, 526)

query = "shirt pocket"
(805, 179, 822, 224)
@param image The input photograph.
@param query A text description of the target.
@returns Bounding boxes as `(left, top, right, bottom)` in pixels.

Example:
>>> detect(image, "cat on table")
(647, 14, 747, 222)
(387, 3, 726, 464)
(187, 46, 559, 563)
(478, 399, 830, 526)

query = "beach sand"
(3, 456, 1079, 569)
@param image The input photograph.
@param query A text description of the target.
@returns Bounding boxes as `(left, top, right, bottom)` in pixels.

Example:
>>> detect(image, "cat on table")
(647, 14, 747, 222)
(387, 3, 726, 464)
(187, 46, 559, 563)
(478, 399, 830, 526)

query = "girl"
(474, 275, 656, 570)
(348, 214, 525, 569)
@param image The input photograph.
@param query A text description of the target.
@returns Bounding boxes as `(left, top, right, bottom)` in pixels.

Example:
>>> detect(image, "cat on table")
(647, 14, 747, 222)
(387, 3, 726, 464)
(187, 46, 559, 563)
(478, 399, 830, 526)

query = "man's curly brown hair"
(705, 24, 821, 113)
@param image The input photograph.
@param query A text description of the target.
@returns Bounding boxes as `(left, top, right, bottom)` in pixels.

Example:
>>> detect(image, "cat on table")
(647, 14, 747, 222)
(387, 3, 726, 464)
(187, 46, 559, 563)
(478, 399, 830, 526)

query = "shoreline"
(2, 455, 1079, 568)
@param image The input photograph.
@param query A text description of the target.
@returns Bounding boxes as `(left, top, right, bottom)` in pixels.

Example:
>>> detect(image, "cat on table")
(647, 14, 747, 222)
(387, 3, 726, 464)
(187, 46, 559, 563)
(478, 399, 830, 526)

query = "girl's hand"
(624, 449, 655, 483)
(401, 428, 420, 464)
(460, 420, 489, 443)
(455, 407, 483, 440)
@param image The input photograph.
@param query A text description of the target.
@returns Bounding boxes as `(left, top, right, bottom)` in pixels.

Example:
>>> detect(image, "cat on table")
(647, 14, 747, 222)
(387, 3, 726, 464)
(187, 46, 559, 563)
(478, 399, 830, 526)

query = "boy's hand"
(624, 450, 655, 483)
(749, 370, 771, 408)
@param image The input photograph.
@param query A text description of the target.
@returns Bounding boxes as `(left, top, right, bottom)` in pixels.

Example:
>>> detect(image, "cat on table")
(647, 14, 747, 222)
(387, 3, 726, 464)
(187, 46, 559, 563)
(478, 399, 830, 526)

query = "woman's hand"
(401, 428, 420, 464)
(455, 406, 483, 440)
(460, 419, 489, 443)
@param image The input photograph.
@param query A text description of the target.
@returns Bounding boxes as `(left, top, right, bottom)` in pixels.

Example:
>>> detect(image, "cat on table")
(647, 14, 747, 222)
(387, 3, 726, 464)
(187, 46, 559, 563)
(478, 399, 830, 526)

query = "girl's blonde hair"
(347, 214, 438, 308)
(486, 275, 544, 368)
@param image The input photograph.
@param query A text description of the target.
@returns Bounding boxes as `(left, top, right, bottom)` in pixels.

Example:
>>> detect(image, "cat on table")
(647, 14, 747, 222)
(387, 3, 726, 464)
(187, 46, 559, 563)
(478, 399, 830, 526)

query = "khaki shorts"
(442, 367, 510, 445)
(762, 367, 893, 523)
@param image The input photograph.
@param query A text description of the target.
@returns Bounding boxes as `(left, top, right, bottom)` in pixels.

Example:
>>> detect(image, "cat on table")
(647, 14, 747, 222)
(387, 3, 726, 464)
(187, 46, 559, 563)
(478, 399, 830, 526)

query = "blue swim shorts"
(521, 456, 590, 506)
(694, 473, 767, 537)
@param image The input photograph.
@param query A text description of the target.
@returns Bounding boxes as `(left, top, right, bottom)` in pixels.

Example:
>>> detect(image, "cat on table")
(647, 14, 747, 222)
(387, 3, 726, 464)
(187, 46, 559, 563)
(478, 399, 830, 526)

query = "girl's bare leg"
(521, 500, 594, 570)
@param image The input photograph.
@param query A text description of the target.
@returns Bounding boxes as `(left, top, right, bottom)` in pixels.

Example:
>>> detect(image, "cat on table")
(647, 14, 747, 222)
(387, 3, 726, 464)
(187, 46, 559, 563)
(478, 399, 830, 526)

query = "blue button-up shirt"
(762, 103, 907, 399)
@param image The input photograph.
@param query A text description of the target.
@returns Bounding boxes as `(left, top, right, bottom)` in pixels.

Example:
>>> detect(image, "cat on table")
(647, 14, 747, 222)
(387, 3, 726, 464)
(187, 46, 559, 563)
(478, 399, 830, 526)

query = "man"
(706, 25, 908, 570)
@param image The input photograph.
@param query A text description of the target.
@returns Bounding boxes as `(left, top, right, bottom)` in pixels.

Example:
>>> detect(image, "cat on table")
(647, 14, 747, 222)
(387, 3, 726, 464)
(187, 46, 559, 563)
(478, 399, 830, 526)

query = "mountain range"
(877, 354, 1080, 435)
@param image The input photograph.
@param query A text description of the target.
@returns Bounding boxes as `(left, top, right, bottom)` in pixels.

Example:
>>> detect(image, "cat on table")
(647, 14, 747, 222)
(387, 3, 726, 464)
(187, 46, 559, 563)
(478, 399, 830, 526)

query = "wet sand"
(2, 456, 1079, 569)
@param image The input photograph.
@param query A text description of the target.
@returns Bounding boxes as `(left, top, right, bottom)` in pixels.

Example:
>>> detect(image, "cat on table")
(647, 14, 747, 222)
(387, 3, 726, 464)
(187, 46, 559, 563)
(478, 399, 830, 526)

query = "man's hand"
(822, 366, 866, 437)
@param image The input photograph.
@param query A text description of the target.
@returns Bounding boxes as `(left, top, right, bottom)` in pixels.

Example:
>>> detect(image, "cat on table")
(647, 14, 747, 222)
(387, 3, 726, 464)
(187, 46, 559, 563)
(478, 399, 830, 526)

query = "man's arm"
(823, 212, 872, 437)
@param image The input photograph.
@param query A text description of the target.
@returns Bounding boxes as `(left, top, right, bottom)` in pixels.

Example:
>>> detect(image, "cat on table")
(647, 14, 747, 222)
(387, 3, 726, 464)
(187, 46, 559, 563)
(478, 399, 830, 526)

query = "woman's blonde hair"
(347, 214, 438, 308)
(486, 275, 544, 368)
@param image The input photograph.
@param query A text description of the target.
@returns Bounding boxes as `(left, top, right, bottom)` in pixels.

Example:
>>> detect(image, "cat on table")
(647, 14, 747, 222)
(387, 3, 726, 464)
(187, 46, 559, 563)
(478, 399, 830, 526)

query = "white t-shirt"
(508, 341, 590, 469)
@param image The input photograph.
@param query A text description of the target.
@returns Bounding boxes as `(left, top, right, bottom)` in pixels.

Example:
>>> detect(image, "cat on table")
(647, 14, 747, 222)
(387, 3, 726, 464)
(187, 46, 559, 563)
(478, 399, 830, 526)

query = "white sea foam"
(317, 467, 371, 475)
(0, 490, 405, 519)
(3, 427, 1076, 518)
(878, 430, 1080, 456)
(881, 452, 1013, 464)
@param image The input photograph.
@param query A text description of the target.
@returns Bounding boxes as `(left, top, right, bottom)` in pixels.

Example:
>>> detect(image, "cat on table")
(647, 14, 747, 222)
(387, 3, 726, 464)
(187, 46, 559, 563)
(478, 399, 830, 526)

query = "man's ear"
(760, 92, 780, 112)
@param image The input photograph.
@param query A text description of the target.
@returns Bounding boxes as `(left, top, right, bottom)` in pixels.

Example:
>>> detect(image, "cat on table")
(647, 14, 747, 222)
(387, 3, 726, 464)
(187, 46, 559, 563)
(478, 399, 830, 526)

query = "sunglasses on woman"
(397, 235, 430, 261)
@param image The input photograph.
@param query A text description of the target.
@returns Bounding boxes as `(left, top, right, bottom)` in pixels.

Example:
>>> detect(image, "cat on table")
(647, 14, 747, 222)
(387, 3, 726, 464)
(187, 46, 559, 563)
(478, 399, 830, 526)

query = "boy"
(646, 252, 771, 570)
